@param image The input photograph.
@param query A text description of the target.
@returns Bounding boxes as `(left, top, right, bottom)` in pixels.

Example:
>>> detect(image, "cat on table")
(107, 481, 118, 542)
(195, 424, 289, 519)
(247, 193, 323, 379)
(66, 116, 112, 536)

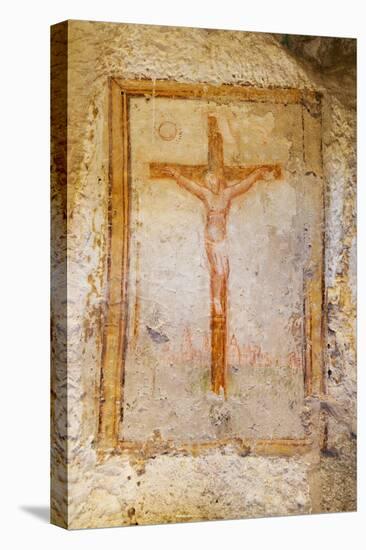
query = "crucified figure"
(162, 165, 281, 315)
(150, 115, 282, 395)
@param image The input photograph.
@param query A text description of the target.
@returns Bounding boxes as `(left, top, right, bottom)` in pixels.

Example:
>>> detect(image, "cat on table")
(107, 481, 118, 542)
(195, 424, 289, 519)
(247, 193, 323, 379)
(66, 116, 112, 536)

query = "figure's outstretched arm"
(162, 167, 208, 202)
(227, 165, 282, 200)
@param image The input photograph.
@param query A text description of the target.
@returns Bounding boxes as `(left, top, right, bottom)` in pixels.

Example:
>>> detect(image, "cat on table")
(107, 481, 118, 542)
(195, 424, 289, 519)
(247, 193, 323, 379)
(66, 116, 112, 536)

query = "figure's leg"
(211, 272, 225, 315)
(206, 241, 229, 315)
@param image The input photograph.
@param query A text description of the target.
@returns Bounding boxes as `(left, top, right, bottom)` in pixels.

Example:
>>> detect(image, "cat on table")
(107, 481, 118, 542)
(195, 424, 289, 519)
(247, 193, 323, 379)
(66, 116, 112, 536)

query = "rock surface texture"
(51, 21, 356, 529)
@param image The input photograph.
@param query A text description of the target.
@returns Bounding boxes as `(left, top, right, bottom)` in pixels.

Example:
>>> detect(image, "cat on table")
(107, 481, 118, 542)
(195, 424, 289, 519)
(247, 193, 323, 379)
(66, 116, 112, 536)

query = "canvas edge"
(50, 20, 69, 530)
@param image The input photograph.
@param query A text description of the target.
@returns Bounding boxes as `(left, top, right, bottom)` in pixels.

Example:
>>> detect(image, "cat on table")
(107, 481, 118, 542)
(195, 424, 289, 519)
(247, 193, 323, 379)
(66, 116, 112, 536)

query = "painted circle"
(158, 121, 178, 141)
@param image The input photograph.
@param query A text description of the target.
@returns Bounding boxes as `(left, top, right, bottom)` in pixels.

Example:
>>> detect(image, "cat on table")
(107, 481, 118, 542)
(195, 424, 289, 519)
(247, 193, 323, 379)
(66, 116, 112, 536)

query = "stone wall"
(51, 21, 356, 528)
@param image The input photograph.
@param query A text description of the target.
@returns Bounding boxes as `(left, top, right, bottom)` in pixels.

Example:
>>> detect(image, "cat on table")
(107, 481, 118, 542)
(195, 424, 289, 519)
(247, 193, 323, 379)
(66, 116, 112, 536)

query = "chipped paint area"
(51, 21, 356, 529)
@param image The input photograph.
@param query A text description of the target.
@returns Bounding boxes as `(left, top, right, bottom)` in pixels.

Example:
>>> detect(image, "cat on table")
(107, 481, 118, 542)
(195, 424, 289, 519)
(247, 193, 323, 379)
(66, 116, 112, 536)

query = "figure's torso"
(204, 191, 230, 243)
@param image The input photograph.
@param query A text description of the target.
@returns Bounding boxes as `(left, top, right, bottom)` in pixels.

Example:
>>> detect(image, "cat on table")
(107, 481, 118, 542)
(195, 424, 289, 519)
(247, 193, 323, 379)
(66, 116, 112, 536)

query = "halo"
(158, 121, 178, 141)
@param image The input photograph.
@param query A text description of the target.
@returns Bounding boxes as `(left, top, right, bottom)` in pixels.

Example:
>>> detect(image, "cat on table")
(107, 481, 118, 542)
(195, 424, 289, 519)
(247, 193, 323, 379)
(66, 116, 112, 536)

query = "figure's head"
(204, 170, 225, 193)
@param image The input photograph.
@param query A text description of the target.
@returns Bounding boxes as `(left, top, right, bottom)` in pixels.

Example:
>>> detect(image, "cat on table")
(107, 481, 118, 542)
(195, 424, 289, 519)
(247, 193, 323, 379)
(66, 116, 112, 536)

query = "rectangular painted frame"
(98, 78, 326, 459)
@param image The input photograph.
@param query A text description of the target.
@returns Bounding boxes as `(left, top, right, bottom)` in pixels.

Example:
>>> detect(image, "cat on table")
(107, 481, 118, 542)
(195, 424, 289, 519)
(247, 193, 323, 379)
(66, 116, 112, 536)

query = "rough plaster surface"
(51, 21, 356, 529)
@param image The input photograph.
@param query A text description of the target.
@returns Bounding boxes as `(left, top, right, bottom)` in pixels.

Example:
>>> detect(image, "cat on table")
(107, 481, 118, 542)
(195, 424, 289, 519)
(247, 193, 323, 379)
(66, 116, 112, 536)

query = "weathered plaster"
(51, 21, 356, 528)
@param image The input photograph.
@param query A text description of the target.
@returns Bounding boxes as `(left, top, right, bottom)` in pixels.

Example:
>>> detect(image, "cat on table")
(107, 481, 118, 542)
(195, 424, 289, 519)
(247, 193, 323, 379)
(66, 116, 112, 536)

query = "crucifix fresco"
(150, 116, 282, 395)
(98, 80, 324, 448)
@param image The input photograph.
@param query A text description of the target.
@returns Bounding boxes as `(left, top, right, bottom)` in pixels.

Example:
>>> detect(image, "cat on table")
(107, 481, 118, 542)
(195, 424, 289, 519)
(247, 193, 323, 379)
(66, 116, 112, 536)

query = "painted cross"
(150, 115, 282, 396)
